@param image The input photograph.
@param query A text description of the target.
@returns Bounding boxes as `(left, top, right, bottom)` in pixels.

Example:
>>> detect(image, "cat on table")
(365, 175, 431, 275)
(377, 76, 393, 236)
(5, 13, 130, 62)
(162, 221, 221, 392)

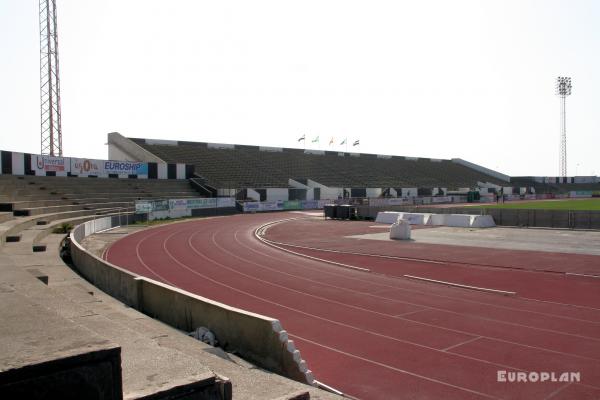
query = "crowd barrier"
(70, 216, 314, 384)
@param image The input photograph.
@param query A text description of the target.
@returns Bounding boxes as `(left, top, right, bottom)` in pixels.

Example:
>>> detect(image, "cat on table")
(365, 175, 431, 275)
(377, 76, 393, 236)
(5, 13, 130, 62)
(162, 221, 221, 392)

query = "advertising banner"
(570, 191, 593, 198)
(431, 196, 451, 203)
(135, 199, 169, 213)
(71, 158, 148, 176)
(169, 197, 234, 210)
(503, 194, 521, 201)
(283, 200, 302, 210)
(479, 194, 495, 203)
(135, 201, 153, 213)
(32, 154, 69, 173)
(217, 197, 236, 208)
(104, 160, 148, 175)
(261, 200, 284, 211)
(301, 200, 318, 209)
(243, 202, 260, 212)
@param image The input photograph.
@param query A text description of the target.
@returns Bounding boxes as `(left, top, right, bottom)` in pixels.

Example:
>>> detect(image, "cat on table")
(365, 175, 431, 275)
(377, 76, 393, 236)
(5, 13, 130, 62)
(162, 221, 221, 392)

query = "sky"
(1, 0, 599, 177)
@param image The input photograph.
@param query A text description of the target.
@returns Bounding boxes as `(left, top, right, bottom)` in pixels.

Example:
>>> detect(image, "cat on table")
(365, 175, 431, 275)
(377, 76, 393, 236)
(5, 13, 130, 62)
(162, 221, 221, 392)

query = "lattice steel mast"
(555, 76, 571, 177)
(39, 0, 62, 156)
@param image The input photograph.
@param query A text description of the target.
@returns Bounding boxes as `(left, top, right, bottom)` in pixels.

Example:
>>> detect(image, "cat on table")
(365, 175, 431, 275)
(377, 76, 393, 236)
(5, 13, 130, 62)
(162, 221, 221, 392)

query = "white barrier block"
(430, 214, 447, 226)
(375, 211, 403, 224)
(400, 213, 432, 225)
(390, 219, 411, 240)
(470, 215, 496, 228)
(444, 214, 472, 227)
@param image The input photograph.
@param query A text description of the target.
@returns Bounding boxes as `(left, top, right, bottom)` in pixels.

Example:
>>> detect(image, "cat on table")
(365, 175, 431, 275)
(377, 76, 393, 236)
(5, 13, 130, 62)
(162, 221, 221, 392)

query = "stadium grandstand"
(108, 133, 509, 195)
(510, 176, 600, 194)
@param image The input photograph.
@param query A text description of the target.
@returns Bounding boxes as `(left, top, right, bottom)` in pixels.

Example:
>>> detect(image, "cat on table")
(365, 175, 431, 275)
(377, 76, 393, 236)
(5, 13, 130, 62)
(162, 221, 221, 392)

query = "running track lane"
(105, 213, 600, 400)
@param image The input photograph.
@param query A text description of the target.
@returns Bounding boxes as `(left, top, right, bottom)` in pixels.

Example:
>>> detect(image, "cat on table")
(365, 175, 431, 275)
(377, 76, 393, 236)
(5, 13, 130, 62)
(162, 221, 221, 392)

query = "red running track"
(105, 213, 600, 400)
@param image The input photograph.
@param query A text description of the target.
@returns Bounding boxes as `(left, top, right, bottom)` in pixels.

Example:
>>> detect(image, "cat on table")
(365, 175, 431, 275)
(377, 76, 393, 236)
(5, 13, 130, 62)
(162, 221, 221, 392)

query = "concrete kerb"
(138, 277, 314, 384)
(69, 216, 315, 386)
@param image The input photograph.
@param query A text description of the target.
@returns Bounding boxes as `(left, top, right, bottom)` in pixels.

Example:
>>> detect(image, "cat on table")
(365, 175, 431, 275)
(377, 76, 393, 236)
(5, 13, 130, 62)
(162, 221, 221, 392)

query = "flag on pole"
(312, 136, 319, 143)
(297, 134, 305, 142)
(329, 137, 334, 145)
(340, 138, 347, 145)
(353, 140, 360, 146)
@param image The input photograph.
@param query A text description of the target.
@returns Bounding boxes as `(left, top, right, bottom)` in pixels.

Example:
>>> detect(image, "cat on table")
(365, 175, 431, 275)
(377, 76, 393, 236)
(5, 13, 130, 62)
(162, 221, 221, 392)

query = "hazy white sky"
(1, 0, 599, 176)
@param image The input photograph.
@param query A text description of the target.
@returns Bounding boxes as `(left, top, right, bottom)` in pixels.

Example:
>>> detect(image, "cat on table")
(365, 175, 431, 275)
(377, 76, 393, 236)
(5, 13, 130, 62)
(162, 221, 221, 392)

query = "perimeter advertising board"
(283, 200, 302, 210)
(32, 155, 69, 174)
(135, 200, 169, 214)
(71, 158, 148, 176)
(570, 191, 593, 198)
(168, 198, 236, 210)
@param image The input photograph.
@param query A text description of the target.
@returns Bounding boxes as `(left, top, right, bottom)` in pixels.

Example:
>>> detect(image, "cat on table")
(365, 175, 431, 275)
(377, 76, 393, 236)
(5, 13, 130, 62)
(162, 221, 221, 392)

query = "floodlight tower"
(39, 0, 62, 156)
(555, 76, 572, 177)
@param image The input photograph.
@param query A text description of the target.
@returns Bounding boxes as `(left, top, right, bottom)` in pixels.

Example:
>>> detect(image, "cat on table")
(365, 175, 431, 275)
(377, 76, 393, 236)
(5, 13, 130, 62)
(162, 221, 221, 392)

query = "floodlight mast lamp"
(555, 76, 571, 178)
(39, 0, 63, 157)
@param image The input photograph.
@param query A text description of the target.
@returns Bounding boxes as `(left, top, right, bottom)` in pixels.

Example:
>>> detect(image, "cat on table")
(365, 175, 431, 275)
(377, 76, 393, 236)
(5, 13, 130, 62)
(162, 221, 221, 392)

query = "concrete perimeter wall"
(69, 217, 314, 385)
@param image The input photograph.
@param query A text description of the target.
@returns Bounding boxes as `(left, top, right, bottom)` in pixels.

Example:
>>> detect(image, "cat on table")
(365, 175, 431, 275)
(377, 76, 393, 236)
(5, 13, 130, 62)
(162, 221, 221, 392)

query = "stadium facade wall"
(0, 150, 192, 180)
(247, 188, 261, 201)
(266, 188, 289, 202)
(366, 188, 382, 198)
(107, 132, 164, 163)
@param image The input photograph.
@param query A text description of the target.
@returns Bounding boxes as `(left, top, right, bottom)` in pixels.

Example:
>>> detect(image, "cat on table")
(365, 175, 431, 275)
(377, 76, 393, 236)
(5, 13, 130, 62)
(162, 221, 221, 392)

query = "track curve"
(105, 213, 600, 400)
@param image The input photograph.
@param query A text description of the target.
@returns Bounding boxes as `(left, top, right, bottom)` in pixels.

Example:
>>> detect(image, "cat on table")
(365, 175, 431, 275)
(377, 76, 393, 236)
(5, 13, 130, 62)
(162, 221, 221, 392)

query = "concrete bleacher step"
(58, 191, 199, 200)
(0, 234, 227, 399)
(13, 201, 133, 216)
(31, 286, 224, 399)
(0, 212, 13, 224)
(0, 207, 133, 244)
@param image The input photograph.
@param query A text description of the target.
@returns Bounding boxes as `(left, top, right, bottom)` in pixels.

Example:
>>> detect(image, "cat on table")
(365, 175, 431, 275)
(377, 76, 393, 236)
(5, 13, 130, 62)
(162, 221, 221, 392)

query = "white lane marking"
(403, 275, 517, 296)
(134, 229, 176, 285)
(566, 272, 600, 279)
(247, 219, 600, 326)
(232, 223, 600, 355)
(443, 336, 483, 352)
(289, 333, 500, 400)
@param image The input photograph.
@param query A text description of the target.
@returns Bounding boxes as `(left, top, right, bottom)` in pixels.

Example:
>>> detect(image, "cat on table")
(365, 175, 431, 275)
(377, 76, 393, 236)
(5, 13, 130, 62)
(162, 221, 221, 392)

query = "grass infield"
(474, 198, 600, 211)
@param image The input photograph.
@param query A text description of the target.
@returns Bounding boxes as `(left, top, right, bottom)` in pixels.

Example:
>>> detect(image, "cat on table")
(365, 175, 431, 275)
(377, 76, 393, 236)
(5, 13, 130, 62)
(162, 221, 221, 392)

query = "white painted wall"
(11, 152, 25, 176)
(247, 188, 261, 201)
(158, 163, 168, 179)
(366, 188, 382, 198)
(176, 163, 186, 179)
(401, 188, 418, 197)
(266, 188, 289, 202)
